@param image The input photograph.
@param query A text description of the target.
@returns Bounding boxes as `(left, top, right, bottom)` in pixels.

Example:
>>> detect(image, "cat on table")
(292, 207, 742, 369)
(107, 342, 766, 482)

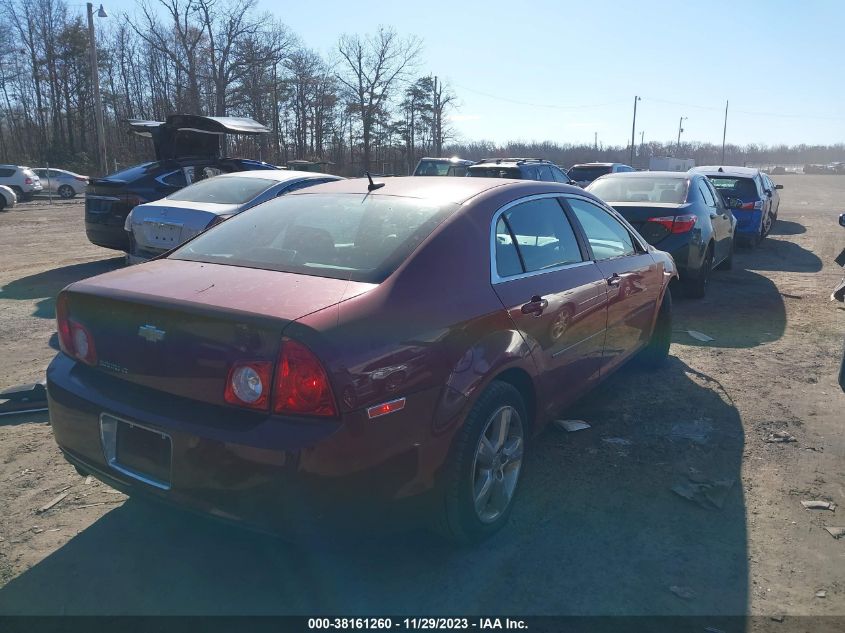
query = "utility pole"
(629, 96, 641, 167)
(594, 131, 598, 151)
(721, 100, 729, 165)
(676, 116, 687, 152)
(86, 3, 107, 176)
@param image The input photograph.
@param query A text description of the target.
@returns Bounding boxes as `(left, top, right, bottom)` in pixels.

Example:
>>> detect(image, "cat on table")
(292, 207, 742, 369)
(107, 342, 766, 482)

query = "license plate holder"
(145, 220, 182, 246)
(100, 414, 172, 490)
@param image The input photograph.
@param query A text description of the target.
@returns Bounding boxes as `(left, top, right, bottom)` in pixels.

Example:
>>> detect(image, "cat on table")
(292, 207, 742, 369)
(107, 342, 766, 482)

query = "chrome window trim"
(155, 170, 184, 187)
(490, 193, 591, 285)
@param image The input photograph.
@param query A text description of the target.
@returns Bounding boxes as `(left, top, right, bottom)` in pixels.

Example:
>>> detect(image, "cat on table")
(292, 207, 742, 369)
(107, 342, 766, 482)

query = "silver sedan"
(33, 168, 89, 198)
(0, 184, 17, 211)
(124, 170, 342, 264)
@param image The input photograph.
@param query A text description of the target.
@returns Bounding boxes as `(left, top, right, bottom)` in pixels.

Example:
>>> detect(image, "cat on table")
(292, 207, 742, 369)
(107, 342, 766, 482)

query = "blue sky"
(105, 0, 845, 146)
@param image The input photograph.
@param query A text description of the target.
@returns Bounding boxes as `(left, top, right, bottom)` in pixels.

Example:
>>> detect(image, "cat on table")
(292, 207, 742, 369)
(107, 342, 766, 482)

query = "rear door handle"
(606, 273, 622, 287)
(521, 295, 548, 315)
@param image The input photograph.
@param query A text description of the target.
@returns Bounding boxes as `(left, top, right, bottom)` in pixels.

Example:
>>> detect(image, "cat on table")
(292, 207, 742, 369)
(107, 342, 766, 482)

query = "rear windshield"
(466, 166, 522, 179)
(167, 176, 276, 204)
(707, 176, 759, 201)
(568, 166, 612, 182)
(414, 160, 452, 176)
(170, 193, 457, 283)
(587, 176, 688, 204)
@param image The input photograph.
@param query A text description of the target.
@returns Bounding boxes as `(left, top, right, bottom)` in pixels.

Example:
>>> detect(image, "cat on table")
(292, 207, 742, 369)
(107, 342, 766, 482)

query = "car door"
(565, 196, 662, 374)
(699, 177, 731, 262)
(491, 195, 609, 414)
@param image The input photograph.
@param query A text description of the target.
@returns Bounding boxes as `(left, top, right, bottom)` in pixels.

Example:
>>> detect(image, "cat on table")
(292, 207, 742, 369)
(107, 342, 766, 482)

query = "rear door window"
(495, 197, 583, 277)
(567, 197, 637, 260)
(698, 181, 717, 209)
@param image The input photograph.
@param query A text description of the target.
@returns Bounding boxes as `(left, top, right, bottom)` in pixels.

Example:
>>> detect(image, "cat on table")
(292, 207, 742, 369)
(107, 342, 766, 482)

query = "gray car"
(33, 168, 89, 199)
(125, 170, 342, 264)
(0, 184, 17, 211)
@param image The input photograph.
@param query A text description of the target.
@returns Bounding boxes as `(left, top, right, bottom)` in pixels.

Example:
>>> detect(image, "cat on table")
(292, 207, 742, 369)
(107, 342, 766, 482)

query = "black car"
(587, 171, 736, 298)
(85, 115, 277, 251)
(466, 158, 575, 183)
(568, 162, 634, 188)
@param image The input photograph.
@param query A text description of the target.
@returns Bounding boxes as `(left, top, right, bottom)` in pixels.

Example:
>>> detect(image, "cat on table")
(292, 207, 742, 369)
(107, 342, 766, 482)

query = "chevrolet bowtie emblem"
(138, 324, 166, 343)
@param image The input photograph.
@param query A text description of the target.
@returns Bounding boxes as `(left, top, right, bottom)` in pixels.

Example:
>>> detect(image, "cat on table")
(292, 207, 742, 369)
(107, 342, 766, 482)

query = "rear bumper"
(46, 353, 443, 533)
(85, 222, 130, 251)
(650, 234, 705, 281)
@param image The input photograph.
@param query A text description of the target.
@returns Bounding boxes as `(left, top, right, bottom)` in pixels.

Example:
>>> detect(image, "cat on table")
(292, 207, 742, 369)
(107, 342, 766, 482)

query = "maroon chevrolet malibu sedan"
(47, 176, 676, 542)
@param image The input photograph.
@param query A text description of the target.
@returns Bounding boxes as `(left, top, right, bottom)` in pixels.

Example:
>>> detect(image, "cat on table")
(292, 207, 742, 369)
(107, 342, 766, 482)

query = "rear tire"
(638, 291, 672, 369)
(58, 184, 75, 199)
(684, 246, 713, 299)
(432, 381, 527, 544)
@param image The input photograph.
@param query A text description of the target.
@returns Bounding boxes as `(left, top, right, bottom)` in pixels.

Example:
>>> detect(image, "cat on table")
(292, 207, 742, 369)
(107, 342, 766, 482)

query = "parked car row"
(0, 164, 88, 204)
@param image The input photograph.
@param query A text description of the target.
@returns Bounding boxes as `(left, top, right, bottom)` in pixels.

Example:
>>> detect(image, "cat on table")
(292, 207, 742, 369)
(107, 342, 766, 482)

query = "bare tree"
(336, 27, 421, 172)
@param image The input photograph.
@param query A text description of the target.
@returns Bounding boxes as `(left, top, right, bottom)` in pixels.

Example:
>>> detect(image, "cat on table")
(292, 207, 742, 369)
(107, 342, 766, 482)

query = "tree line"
(0, 0, 841, 177)
(0, 0, 455, 176)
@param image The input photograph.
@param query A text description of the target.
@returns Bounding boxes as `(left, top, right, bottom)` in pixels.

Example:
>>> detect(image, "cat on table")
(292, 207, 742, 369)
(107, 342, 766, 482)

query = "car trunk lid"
(63, 260, 375, 406)
(126, 115, 270, 161)
(130, 200, 240, 252)
(607, 202, 693, 244)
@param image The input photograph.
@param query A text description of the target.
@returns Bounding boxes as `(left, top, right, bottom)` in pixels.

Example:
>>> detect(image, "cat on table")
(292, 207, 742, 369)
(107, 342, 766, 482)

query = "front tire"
(432, 381, 527, 544)
(638, 290, 672, 368)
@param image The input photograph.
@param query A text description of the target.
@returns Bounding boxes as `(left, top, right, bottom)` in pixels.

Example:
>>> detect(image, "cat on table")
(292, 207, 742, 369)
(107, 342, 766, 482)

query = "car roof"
(692, 165, 760, 178)
(571, 162, 618, 168)
(418, 156, 474, 165)
(595, 171, 689, 179)
(285, 175, 581, 204)
(214, 169, 341, 182)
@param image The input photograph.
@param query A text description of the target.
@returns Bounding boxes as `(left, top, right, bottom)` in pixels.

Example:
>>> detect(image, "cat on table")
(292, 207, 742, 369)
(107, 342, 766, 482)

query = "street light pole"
(676, 116, 687, 152)
(721, 100, 729, 165)
(86, 3, 108, 176)
(629, 96, 641, 167)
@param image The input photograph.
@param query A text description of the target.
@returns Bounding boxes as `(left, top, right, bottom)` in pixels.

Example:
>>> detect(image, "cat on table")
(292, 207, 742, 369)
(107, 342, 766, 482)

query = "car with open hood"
(85, 115, 277, 252)
(48, 176, 677, 543)
(587, 171, 736, 298)
(125, 170, 343, 264)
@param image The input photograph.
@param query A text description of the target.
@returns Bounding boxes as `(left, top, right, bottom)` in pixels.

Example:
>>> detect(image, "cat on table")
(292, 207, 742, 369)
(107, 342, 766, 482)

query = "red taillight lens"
(225, 361, 272, 410)
(55, 293, 97, 365)
(273, 339, 336, 417)
(75, 176, 88, 182)
(740, 200, 763, 210)
(647, 214, 697, 234)
(124, 194, 147, 208)
(24, 177, 32, 185)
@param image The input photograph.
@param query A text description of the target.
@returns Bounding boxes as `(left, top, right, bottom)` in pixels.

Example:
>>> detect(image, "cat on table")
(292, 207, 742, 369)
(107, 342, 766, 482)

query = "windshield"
(587, 176, 688, 203)
(414, 160, 452, 176)
(466, 166, 522, 179)
(166, 176, 276, 204)
(568, 165, 612, 182)
(707, 176, 759, 202)
(171, 193, 457, 283)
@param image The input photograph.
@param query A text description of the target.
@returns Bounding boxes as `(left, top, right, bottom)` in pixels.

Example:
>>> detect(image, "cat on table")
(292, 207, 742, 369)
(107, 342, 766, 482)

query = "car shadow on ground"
(0, 257, 124, 319)
(767, 220, 806, 236)
(0, 358, 747, 618)
(739, 235, 821, 273)
(673, 266, 786, 348)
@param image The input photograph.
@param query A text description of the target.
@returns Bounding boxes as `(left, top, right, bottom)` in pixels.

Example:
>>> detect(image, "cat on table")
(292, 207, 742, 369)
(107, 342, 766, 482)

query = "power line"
(451, 83, 628, 111)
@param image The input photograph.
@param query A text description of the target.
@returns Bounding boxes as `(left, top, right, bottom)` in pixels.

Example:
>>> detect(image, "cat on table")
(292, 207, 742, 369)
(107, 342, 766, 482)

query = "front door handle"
(521, 295, 548, 315)
(606, 273, 622, 287)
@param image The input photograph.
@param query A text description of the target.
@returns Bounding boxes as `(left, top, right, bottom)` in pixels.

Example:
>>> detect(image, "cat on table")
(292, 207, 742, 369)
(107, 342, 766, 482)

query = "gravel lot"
(0, 176, 843, 617)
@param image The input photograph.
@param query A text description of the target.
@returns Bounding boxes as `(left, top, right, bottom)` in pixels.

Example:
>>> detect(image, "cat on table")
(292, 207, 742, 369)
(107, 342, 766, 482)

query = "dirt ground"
(0, 177, 843, 618)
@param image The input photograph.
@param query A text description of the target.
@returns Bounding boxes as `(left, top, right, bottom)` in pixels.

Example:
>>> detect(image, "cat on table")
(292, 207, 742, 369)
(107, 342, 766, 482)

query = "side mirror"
(775, 184, 783, 190)
(839, 213, 845, 228)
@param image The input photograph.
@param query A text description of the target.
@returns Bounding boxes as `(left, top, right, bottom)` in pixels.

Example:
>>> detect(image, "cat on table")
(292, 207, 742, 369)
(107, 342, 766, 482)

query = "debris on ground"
(0, 380, 48, 416)
(770, 615, 784, 623)
(84, 475, 93, 485)
(554, 419, 591, 432)
(765, 430, 796, 443)
(602, 437, 632, 446)
(671, 477, 736, 510)
(687, 330, 715, 342)
(670, 419, 713, 445)
(801, 500, 836, 511)
(36, 491, 69, 514)
(824, 527, 845, 539)
(780, 292, 803, 300)
(815, 590, 827, 598)
(669, 585, 696, 600)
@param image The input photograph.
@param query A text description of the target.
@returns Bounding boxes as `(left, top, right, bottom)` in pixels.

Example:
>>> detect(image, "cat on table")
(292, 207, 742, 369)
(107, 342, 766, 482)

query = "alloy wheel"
(471, 405, 524, 524)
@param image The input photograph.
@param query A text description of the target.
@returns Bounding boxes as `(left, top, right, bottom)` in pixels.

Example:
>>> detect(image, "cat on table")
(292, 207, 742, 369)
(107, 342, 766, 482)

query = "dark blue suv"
(466, 158, 575, 183)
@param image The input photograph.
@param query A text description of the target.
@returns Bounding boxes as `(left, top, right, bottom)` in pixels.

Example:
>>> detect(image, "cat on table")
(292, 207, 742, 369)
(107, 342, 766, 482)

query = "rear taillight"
(646, 214, 697, 234)
(124, 194, 147, 208)
(224, 339, 337, 417)
(273, 339, 336, 417)
(224, 361, 273, 410)
(24, 177, 32, 185)
(56, 293, 97, 366)
(75, 176, 88, 182)
(740, 200, 763, 210)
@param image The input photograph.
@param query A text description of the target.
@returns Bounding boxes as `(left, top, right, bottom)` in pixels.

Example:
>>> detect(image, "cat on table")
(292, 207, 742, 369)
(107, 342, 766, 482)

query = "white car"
(33, 168, 88, 198)
(124, 170, 342, 264)
(0, 184, 17, 211)
(0, 165, 42, 201)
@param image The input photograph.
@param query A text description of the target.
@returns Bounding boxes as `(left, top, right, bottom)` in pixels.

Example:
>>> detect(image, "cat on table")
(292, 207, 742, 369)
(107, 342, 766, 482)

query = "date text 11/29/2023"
(307, 618, 528, 630)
